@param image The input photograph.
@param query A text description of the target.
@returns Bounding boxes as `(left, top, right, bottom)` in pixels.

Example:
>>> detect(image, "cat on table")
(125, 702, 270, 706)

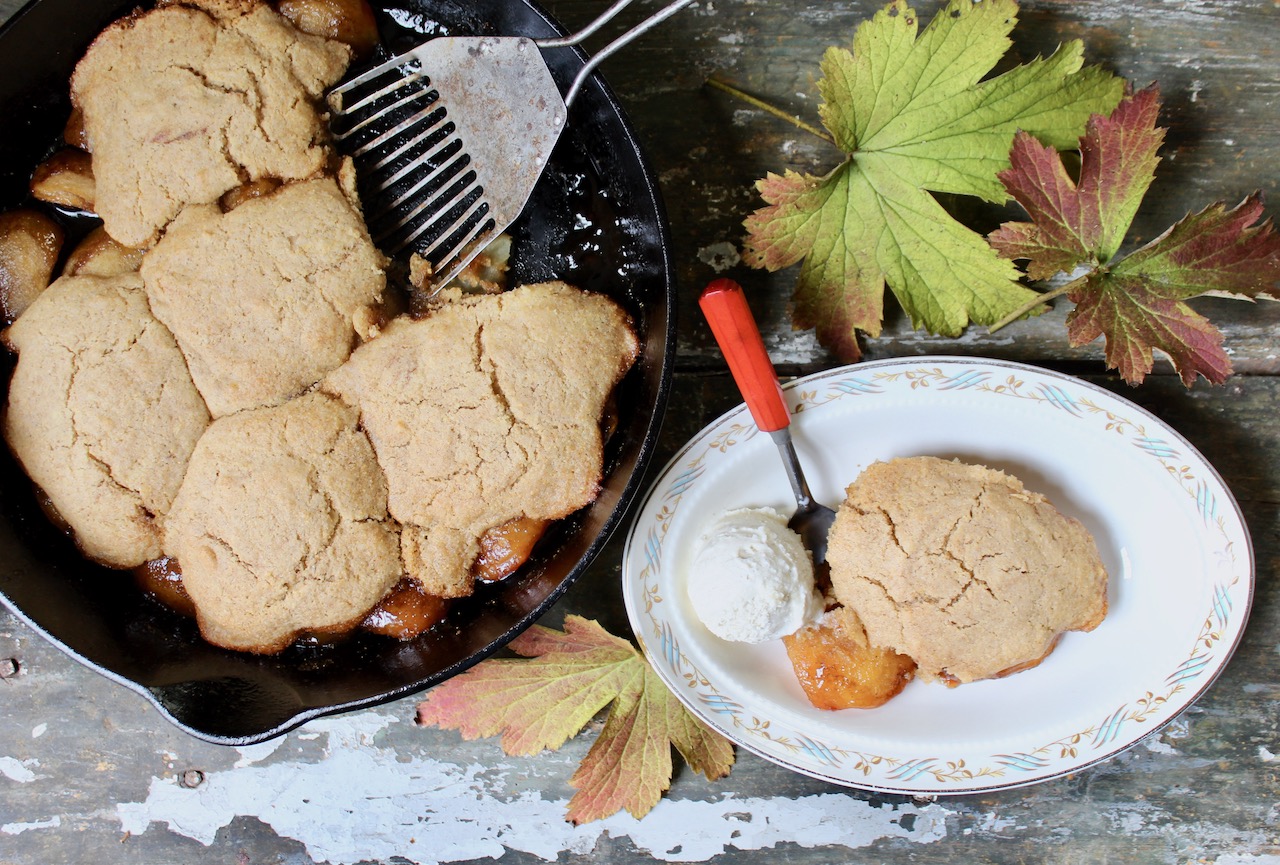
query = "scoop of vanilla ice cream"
(686, 506, 823, 643)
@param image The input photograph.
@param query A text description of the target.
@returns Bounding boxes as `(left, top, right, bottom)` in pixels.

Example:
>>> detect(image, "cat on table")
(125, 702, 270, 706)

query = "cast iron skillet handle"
(698, 278, 790, 433)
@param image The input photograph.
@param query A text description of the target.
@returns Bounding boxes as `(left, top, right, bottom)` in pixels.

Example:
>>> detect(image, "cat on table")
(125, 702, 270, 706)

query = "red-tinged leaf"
(1066, 271, 1231, 386)
(1064, 193, 1280, 385)
(566, 665, 734, 825)
(744, 170, 834, 273)
(1079, 84, 1164, 260)
(509, 616, 636, 658)
(991, 86, 1164, 279)
(745, 169, 885, 360)
(987, 171, 1085, 282)
(416, 616, 638, 756)
(991, 85, 1280, 385)
(565, 664, 659, 825)
(662, 674, 735, 781)
(1116, 193, 1280, 300)
(417, 617, 736, 824)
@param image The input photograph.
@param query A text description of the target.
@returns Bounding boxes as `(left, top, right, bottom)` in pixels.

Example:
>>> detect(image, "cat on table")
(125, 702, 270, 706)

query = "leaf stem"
(706, 77, 835, 146)
(987, 276, 1088, 334)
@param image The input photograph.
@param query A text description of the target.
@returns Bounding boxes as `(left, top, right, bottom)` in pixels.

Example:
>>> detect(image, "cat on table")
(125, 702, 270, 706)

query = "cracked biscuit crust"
(324, 282, 640, 598)
(164, 392, 402, 653)
(3, 273, 210, 568)
(70, 1, 350, 247)
(141, 177, 386, 418)
(827, 456, 1108, 684)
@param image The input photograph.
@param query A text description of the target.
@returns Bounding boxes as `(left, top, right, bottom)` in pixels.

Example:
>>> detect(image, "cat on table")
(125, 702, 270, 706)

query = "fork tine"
(430, 212, 496, 269)
(373, 167, 476, 241)
(364, 129, 460, 189)
(429, 199, 491, 257)
(344, 93, 441, 155)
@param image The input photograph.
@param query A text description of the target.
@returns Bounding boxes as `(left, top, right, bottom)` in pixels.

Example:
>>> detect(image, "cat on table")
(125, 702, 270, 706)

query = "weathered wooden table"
(2, 0, 1278, 862)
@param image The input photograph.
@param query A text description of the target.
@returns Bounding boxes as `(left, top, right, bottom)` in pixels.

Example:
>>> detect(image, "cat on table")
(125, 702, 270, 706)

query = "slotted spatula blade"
(327, 0, 695, 295)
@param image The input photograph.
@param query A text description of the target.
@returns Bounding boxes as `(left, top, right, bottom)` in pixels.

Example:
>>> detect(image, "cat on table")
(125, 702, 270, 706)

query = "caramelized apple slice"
(0, 209, 63, 323)
(30, 149, 95, 212)
(64, 106, 91, 151)
(134, 557, 196, 618)
(783, 606, 916, 710)
(62, 226, 145, 278)
(278, 0, 379, 60)
(362, 579, 449, 640)
(220, 178, 283, 212)
(472, 516, 550, 582)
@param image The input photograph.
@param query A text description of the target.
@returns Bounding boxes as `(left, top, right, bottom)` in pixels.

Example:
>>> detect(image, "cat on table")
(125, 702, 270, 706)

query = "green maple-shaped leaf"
(416, 616, 734, 824)
(990, 86, 1280, 385)
(742, 0, 1124, 358)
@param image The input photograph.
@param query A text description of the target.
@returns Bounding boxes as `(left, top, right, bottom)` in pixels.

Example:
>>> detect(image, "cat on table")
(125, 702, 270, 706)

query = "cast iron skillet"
(0, 0, 674, 743)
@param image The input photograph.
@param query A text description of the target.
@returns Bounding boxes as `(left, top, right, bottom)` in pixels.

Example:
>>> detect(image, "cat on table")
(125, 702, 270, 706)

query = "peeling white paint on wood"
(0, 756, 39, 783)
(115, 712, 947, 864)
(1, 815, 60, 835)
(1143, 738, 1179, 756)
(697, 241, 741, 272)
(232, 737, 287, 768)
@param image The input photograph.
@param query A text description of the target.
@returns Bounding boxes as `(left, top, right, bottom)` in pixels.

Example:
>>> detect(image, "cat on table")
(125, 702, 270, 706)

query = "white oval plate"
(622, 357, 1253, 795)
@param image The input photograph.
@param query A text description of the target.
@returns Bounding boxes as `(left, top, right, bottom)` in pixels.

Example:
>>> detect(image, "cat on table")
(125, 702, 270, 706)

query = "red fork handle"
(698, 278, 790, 433)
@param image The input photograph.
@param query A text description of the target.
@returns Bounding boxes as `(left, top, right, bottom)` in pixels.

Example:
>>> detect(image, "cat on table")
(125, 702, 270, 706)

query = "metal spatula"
(327, 0, 694, 295)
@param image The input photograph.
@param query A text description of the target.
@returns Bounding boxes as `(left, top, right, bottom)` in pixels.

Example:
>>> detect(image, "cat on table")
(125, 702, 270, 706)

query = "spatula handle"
(553, 0, 697, 107)
(698, 278, 790, 434)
